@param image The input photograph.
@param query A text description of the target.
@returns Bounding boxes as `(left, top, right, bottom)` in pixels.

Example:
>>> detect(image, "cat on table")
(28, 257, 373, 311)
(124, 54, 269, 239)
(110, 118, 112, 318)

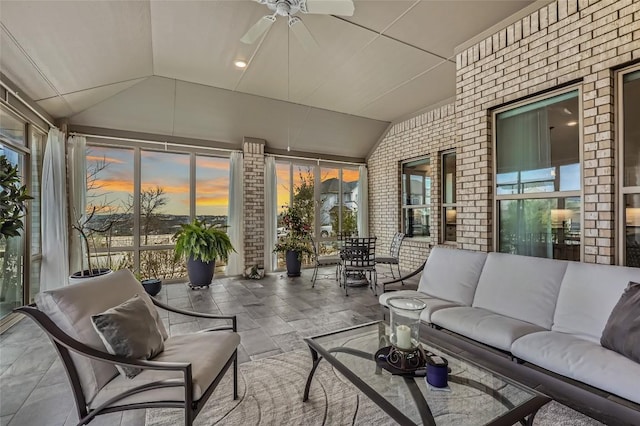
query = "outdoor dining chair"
(376, 232, 405, 286)
(340, 236, 377, 296)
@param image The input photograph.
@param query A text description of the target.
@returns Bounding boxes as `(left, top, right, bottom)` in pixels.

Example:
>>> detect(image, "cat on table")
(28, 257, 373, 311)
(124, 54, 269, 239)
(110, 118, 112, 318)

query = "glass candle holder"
(388, 297, 426, 351)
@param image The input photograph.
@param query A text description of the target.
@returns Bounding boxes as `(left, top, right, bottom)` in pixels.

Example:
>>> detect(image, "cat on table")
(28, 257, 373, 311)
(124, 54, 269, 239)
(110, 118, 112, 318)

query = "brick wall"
(369, 0, 640, 265)
(243, 139, 265, 269)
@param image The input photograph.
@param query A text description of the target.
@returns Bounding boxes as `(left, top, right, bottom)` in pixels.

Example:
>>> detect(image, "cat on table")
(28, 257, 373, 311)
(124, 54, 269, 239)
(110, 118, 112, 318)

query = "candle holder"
(384, 297, 428, 373)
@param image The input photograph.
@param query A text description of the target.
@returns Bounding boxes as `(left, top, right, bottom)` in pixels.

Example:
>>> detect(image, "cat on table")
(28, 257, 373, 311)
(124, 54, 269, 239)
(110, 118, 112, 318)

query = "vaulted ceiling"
(0, 0, 535, 158)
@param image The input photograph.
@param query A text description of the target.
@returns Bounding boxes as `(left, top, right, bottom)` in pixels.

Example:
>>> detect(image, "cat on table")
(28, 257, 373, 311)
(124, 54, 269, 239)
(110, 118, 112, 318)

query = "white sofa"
(379, 247, 640, 409)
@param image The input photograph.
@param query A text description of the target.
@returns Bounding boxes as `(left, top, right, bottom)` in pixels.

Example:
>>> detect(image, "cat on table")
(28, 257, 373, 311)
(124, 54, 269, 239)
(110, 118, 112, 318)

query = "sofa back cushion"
(35, 270, 167, 403)
(417, 247, 487, 305)
(552, 262, 640, 343)
(472, 253, 568, 329)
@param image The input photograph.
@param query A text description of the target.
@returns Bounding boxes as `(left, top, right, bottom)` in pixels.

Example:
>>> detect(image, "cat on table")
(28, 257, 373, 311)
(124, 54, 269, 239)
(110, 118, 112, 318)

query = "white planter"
(68, 268, 113, 285)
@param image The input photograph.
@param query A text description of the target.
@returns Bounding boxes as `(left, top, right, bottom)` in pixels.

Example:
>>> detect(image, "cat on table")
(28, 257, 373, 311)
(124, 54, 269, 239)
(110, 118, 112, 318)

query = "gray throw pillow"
(601, 281, 640, 363)
(91, 294, 164, 378)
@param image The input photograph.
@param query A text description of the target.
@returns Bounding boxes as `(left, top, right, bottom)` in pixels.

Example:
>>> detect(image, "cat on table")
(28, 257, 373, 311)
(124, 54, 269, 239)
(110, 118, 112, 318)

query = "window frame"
(441, 150, 457, 243)
(400, 156, 432, 240)
(492, 85, 584, 260)
(617, 64, 640, 266)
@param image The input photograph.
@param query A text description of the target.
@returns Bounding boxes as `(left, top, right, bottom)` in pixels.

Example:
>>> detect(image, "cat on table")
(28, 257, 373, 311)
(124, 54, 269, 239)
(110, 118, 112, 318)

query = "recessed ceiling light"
(566, 120, 578, 126)
(234, 60, 247, 69)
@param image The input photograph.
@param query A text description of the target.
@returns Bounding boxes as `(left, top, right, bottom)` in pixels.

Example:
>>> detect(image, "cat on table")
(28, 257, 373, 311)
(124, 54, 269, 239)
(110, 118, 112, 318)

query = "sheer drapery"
(357, 165, 369, 237)
(41, 128, 69, 290)
(68, 135, 87, 274)
(264, 156, 277, 272)
(496, 109, 551, 175)
(226, 152, 244, 276)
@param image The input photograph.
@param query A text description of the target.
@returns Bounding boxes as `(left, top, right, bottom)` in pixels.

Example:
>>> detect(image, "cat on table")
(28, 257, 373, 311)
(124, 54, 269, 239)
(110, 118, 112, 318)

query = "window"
(442, 151, 457, 242)
(86, 143, 231, 280)
(495, 89, 581, 261)
(620, 68, 640, 267)
(402, 158, 431, 238)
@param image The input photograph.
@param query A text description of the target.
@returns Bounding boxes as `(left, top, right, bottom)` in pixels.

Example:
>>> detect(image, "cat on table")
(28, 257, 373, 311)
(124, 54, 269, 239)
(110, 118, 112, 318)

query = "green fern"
(172, 219, 235, 263)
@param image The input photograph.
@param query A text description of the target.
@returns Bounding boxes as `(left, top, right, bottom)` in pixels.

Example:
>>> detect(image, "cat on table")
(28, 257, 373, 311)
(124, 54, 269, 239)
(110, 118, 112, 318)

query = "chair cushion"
(417, 247, 487, 306)
(379, 290, 459, 323)
(317, 255, 340, 266)
(552, 262, 640, 343)
(600, 282, 640, 363)
(376, 256, 398, 264)
(511, 331, 640, 405)
(430, 307, 545, 351)
(91, 295, 165, 378)
(90, 331, 240, 408)
(472, 253, 567, 329)
(35, 269, 168, 403)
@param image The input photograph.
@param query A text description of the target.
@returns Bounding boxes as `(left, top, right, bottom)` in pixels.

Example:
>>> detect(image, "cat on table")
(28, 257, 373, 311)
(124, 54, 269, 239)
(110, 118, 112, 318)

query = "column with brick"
(242, 138, 266, 271)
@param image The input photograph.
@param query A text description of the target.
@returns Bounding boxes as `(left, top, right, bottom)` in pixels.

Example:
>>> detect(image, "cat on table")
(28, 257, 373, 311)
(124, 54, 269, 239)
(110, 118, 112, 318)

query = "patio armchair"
(14, 269, 239, 426)
(310, 237, 341, 287)
(375, 232, 405, 286)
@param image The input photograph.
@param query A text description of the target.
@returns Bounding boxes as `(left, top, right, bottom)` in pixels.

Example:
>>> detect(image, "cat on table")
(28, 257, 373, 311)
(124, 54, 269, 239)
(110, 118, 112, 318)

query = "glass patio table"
(303, 322, 550, 426)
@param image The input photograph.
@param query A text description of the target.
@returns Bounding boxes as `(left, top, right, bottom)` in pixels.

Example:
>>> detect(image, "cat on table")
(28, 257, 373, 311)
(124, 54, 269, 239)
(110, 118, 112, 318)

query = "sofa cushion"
(91, 295, 165, 378)
(417, 247, 487, 306)
(472, 253, 567, 329)
(511, 331, 640, 405)
(552, 262, 640, 343)
(379, 290, 460, 323)
(600, 282, 640, 363)
(35, 269, 168, 403)
(89, 331, 240, 408)
(430, 307, 545, 351)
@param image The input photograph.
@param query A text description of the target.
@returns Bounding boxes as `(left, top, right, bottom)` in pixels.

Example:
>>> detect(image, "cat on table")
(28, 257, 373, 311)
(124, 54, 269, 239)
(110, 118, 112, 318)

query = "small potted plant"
(173, 219, 235, 288)
(69, 206, 114, 283)
(273, 201, 313, 277)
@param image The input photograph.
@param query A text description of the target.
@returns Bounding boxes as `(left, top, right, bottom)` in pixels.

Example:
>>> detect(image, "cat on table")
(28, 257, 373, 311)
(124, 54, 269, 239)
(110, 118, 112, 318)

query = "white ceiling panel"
(0, 0, 152, 95)
(0, 26, 57, 101)
(70, 77, 175, 136)
(150, 1, 263, 90)
(385, 1, 534, 58)
(37, 78, 147, 118)
(305, 34, 442, 115)
(358, 60, 456, 121)
(343, 0, 417, 33)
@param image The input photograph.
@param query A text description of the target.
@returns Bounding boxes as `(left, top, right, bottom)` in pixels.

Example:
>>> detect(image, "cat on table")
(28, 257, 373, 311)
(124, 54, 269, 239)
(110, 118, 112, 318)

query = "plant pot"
(141, 278, 162, 296)
(286, 250, 301, 277)
(68, 268, 112, 285)
(187, 257, 215, 287)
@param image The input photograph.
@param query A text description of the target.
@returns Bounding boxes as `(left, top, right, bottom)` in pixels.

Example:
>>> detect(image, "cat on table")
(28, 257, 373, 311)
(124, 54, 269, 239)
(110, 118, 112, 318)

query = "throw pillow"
(91, 294, 164, 378)
(601, 281, 640, 363)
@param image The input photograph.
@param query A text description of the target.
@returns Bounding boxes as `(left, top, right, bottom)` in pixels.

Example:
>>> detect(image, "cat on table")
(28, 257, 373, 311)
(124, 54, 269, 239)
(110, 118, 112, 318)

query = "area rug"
(145, 350, 602, 425)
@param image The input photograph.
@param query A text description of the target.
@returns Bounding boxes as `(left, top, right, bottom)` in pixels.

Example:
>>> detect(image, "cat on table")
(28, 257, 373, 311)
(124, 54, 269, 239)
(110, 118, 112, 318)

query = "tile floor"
(0, 267, 396, 426)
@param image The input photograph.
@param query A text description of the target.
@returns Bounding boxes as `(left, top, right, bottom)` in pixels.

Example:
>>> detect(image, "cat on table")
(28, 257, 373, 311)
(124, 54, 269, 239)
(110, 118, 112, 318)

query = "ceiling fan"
(240, 0, 355, 48)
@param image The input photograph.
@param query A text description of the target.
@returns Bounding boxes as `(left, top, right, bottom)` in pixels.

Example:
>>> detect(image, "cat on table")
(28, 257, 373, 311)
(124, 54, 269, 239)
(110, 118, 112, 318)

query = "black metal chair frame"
(310, 237, 342, 287)
(340, 237, 377, 297)
(15, 298, 238, 426)
(376, 232, 405, 286)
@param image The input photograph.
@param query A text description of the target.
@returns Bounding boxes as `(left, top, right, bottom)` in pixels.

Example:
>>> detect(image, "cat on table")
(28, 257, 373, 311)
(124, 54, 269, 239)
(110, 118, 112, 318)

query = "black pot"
(286, 250, 301, 277)
(187, 257, 215, 286)
(141, 278, 162, 296)
(69, 268, 112, 283)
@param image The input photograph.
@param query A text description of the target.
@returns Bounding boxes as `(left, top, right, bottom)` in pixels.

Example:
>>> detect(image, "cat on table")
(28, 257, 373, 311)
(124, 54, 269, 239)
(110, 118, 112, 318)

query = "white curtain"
(264, 156, 277, 272)
(225, 152, 245, 276)
(68, 135, 87, 274)
(357, 165, 369, 237)
(40, 128, 69, 290)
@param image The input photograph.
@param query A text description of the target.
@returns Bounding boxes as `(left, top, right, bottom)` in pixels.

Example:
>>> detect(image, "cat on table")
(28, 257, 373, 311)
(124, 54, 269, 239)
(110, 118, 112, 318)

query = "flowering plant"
(273, 201, 313, 257)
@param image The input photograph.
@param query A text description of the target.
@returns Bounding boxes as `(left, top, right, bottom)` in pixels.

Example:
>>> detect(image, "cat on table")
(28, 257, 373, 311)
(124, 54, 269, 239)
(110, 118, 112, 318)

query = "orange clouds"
(342, 169, 359, 182)
(87, 155, 125, 164)
(195, 196, 229, 207)
(90, 179, 133, 193)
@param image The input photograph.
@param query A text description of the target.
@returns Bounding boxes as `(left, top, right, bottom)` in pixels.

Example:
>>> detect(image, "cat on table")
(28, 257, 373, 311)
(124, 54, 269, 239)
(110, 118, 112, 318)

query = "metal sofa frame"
(15, 298, 238, 426)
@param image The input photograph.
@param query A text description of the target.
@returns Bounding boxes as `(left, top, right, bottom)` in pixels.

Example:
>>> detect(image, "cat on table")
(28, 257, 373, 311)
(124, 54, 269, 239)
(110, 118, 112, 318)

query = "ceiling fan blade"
(300, 0, 355, 16)
(240, 15, 276, 44)
(289, 16, 318, 50)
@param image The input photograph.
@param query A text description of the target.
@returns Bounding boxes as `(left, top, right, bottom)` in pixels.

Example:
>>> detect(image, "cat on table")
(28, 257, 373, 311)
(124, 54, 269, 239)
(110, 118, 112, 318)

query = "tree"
(139, 186, 168, 245)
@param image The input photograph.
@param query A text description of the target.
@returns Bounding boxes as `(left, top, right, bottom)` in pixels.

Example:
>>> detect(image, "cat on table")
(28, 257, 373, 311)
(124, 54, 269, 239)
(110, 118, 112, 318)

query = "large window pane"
(320, 167, 339, 237)
(625, 194, 640, 267)
(30, 130, 44, 300)
(623, 71, 640, 187)
(442, 151, 457, 242)
(140, 150, 189, 245)
(140, 249, 187, 280)
(292, 164, 314, 236)
(402, 158, 431, 237)
(404, 207, 430, 238)
(498, 197, 580, 261)
(0, 108, 25, 146)
(195, 155, 229, 226)
(276, 161, 290, 215)
(86, 146, 134, 249)
(496, 91, 579, 195)
(342, 168, 359, 236)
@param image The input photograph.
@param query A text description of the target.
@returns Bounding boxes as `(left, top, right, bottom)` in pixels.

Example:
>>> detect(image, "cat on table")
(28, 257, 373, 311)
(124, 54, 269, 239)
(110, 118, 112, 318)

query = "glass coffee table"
(303, 322, 550, 426)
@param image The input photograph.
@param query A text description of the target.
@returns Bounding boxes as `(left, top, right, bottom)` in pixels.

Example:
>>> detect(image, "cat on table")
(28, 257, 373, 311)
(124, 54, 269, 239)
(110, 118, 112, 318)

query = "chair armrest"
(381, 260, 426, 286)
(151, 298, 237, 332)
(15, 305, 189, 372)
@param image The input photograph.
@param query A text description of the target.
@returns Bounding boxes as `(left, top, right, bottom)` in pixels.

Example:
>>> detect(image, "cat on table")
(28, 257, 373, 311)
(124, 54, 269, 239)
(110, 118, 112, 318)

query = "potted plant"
(69, 206, 114, 283)
(273, 202, 313, 277)
(173, 219, 235, 288)
(0, 156, 32, 240)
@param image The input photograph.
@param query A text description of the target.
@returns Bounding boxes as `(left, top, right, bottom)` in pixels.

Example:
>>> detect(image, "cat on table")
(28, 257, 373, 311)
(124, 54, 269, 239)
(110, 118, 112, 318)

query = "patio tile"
(249, 348, 283, 361)
(9, 382, 74, 426)
(258, 316, 295, 336)
(244, 304, 277, 319)
(238, 328, 279, 356)
(215, 300, 247, 315)
(0, 372, 44, 416)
